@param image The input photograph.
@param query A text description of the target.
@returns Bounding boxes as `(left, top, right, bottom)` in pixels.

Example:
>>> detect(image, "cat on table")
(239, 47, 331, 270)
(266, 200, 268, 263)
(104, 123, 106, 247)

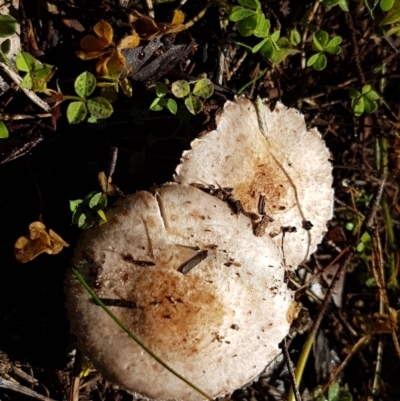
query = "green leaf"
(185, 94, 203, 115)
(269, 37, 299, 64)
(171, 80, 190, 98)
(325, 45, 341, 55)
(0, 121, 9, 138)
(128, 152, 146, 174)
(383, 25, 400, 36)
(69, 199, 83, 212)
(313, 53, 327, 70)
(380, 2, 400, 25)
(98, 193, 107, 209)
(1, 38, 11, 55)
(327, 36, 342, 48)
(270, 30, 281, 43)
(149, 97, 163, 111)
(349, 89, 360, 99)
(366, 89, 380, 100)
(289, 29, 301, 45)
(229, 6, 255, 22)
(327, 383, 340, 400)
(238, 0, 260, 9)
(351, 96, 365, 117)
(16, 52, 37, 73)
(31, 75, 47, 92)
(166, 98, 178, 114)
(313, 30, 329, 50)
(87, 97, 113, 119)
(259, 38, 275, 59)
(307, 53, 320, 67)
(338, 0, 349, 11)
(75, 71, 97, 98)
(363, 97, 378, 113)
(20, 73, 33, 89)
(321, 0, 340, 5)
(252, 37, 269, 53)
(237, 14, 259, 36)
(155, 81, 167, 97)
(253, 14, 270, 37)
(193, 78, 214, 99)
(89, 192, 103, 208)
(77, 212, 88, 229)
(380, 0, 394, 11)
(97, 209, 107, 222)
(67, 101, 87, 124)
(33, 63, 53, 79)
(0, 15, 17, 38)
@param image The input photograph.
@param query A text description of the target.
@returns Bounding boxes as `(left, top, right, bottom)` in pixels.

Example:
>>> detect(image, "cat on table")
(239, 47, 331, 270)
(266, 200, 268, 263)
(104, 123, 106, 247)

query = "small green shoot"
(314, 382, 353, 401)
(15, 51, 54, 92)
(149, 81, 178, 115)
(0, 14, 18, 38)
(307, 30, 342, 71)
(171, 78, 214, 115)
(319, 0, 349, 12)
(70, 191, 108, 229)
(66, 71, 113, 124)
(228, 0, 266, 37)
(379, 0, 400, 36)
(349, 85, 380, 117)
(0, 121, 9, 138)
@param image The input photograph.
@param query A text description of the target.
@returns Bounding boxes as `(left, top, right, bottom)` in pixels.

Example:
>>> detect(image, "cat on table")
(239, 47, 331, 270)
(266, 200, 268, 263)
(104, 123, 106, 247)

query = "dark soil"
(0, 1, 399, 400)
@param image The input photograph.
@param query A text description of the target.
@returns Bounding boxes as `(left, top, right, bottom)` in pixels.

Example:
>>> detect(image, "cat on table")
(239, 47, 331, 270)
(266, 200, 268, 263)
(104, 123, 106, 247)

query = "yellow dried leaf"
(80, 35, 109, 52)
(98, 171, 124, 196)
(118, 31, 140, 50)
(106, 50, 127, 77)
(171, 10, 185, 26)
(93, 21, 114, 47)
(14, 222, 69, 263)
(76, 49, 110, 61)
(95, 55, 112, 76)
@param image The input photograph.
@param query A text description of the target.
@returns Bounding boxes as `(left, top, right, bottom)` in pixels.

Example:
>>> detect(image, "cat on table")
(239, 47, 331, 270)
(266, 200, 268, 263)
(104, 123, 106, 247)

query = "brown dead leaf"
(14, 221, 69, 263)
(129, 9, 186, 40)
(76, 21, 140, 77)
(98, 171, 124, 196)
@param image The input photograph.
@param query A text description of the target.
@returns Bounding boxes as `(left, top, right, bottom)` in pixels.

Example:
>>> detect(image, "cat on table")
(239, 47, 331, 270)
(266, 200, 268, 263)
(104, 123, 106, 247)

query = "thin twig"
(282, 339, 302, 401)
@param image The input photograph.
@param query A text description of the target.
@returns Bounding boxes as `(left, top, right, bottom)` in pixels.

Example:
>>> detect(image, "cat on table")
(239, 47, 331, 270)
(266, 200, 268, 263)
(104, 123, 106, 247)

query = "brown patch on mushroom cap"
(66, 183, 292, 401)
(175, 98, 333, 269)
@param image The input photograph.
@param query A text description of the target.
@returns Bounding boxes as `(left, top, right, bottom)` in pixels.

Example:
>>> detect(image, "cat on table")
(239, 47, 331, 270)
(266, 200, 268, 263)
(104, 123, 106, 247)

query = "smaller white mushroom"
(175, 97, 334, 269)
(66, 183, 292, 401)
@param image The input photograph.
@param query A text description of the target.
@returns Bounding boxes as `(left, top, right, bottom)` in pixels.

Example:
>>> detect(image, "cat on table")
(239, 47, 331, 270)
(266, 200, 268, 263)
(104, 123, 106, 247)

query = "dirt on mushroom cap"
(65, 183, 292, 401)
(175, 98, 334, 270)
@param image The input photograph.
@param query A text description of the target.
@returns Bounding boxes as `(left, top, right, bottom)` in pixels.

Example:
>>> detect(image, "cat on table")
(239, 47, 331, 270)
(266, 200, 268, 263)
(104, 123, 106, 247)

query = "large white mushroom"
(66, 183, 292, 401)
(175, 98, 334, 269)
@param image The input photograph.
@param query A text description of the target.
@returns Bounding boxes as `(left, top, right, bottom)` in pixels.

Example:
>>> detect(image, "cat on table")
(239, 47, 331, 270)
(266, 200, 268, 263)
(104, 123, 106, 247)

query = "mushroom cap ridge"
(66, 183, 292, 401)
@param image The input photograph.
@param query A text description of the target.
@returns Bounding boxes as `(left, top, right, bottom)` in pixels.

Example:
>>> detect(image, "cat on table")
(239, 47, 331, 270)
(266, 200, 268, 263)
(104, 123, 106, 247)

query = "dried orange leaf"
(80, 35, 108, 52)
(76, 49, 109, 61)
(171, 10, 185, 26)
(96, 55, 112, 76)
(118, 32, 140, 50)
(14, 221, 69, 263)
(93, 21, 114, 48)
(106, 50, 127, 77)
(98, 171, 124, 196)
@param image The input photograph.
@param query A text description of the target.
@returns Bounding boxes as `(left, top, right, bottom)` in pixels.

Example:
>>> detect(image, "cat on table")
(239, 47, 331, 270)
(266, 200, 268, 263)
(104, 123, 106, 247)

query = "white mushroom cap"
(175, 98, 334, 269)
(66, 183, 292, 401)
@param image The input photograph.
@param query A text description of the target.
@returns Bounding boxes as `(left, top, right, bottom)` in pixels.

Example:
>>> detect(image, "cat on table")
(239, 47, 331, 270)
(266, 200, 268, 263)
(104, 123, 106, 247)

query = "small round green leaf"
(363, 97, 378, 114)
(238, 0, 260, 9)
(380, 0, 394, 11)
(155, 81, 167, 97)
(0, 121, 9, 138)
(89, 192, 103, 208)
(229, 6, 255, 22)
(237, 14, 258, 37)
(352, 96, 365, 117)
(313, 30, 329, 50)
(327, 36, 342, 48)
(20, 73, 33, 89)
(33, 63, 53, 79)
(312, 53, 327, 71)
(306, 53, 319, 67)
(270, 30, 281, 43)
(193, 78, 214, 99)
(185, 94, 203, 115)
(259, 38, 275, 59)
(166, 98, 178, 114)
(74, 71, 97, 98)
(253, 14, 270, 38)
(16, 52, 37, 73)
(87, 97, 113, 119)
(0, 15, 17, 38)
(149, 97, 163, 111)
(67, 101, 87, 124)
(0, 38, 11, 55)
(171, 80, 190, 98)
(289, 29, 301, 45)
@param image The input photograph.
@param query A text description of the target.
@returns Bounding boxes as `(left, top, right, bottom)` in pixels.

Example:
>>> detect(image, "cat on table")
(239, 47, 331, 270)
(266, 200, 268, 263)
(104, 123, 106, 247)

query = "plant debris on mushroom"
(66, 183, 292, 401)
(175, 97, 334, 269)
